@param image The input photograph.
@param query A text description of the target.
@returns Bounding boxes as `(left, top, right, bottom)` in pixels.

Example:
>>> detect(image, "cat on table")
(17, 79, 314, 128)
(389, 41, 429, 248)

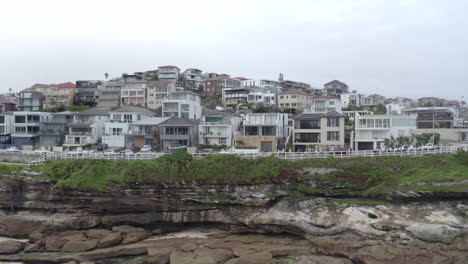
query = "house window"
(245, 126, 258, 135)
(262, 126, 276, 136)
(327, 117, 339, 127)
(15, 116, 26, 123)
(327, 131, 339, 141)
(219, 138, 227, 145)
(0, 116, 4, 124)
(15, 127, 26, 133)
(112, 128, 122, 135)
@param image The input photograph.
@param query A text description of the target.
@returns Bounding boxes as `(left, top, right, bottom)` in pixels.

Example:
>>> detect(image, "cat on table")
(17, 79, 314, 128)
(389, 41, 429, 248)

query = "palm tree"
(104, 73, 109, 80)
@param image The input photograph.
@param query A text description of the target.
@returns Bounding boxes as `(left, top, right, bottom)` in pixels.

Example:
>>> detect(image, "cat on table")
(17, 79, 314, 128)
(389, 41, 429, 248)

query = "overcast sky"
(1, 0, 467, 100)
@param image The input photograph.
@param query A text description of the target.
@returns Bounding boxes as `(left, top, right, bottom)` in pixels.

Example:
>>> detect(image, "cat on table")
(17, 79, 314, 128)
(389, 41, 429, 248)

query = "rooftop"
(76, 107, 110, 116)
(280, 88, 309, 96)
(111, 106, 155, 115)
(57, 82, 76, 88)
(131, 117, 171, 126)
(159, 118, 200, 126)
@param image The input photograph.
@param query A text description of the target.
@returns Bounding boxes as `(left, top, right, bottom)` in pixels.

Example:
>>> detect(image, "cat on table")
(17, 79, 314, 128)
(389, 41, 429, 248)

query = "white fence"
(36, 146, 466, 162)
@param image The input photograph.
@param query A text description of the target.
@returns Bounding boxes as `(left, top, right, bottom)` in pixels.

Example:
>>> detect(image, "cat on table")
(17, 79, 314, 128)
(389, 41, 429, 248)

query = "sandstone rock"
(59, 230, 84, 237)
(170, 250, 196, 264)
(407, 223, 463, 243)
(193, 247, 233, 262)
(98, 232, 122, 248)
(371, 221, 402, 231)
(193, 255, 217, 264)
(233, 247, 259, 257)
(86, 229, 113, 239)
(122, 231, 151, 245)
(45, 236, 68, 252)
(0, 240, 24, 254)
(24, 242, 43, 252)
(180, 242, 198, 252)
(61, 239, 98, 252)
(147, 246, 173, 264)
(0, 216, 43, 237)
(269, 246, 311, 256)
(28, 231, 45, 242)
(112, 225, 145, 233)
(233, 251, 272, 264)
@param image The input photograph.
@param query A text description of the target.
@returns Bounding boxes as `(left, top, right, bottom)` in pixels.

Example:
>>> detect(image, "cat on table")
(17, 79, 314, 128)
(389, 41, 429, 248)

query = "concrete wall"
(235, 135, 277, 151)
(0, 153, 43, 163)
(412, 128, 468, 142)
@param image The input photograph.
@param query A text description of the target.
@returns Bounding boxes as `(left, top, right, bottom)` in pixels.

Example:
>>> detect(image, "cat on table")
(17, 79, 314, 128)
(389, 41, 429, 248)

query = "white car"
(34, 147, 49, 154)
(140, 145, 152, 152)
(420, 143, 438, 150)
(6, 146, 20, 152)
(67, 149, 83, 155)
(103, 149, 118, 156)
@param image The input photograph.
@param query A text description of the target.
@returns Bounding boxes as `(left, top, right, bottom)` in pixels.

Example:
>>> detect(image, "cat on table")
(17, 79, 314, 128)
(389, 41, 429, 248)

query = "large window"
(0, 116, 4, 124)
(165, 127, 188, 135)
(327, 131, 339, 141)
(112, 128, 122, 135)
(327, 117, 339, 127)
(245, 126, 258, 135)
(300, 120, 320, 129)
(262, 126, 276, 136)
(15, 116, 26, 123)
(219, 137, 227, 145)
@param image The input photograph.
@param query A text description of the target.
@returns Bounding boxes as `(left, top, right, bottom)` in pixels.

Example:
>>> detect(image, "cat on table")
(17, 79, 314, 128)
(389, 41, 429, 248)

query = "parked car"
(140, 145, 152, 152)
(167, 144, 186, 151)
(329, 148, 351, 154)
(96, 144, 109, 151)
(198, 149, 213, 156)
(420, 143, 438, 150)
(6, 146, 20, 152)
(103, 149, 119, 156)
(67, 149, 83, 155)
(34, 147, 50, 154)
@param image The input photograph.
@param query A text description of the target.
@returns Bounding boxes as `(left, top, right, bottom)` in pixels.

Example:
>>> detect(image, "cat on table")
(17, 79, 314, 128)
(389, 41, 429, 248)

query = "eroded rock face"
(0, 176, 467, 264)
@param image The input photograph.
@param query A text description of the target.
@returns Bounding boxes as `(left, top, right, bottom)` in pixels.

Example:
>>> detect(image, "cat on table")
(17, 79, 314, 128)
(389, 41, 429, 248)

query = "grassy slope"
(3, 151, 466, 196)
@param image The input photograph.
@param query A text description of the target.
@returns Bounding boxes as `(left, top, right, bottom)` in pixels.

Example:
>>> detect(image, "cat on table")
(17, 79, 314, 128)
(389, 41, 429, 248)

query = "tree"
(373, 104, 387, 115)
(104, 73, 109, 80)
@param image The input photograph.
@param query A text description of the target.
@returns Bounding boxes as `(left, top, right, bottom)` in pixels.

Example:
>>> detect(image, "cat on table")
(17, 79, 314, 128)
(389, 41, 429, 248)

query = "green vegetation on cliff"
(31, 150, 468, 194)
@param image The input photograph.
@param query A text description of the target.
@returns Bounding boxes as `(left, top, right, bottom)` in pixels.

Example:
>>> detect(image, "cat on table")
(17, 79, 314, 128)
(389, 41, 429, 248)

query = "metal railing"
(38, 145, 465, 161)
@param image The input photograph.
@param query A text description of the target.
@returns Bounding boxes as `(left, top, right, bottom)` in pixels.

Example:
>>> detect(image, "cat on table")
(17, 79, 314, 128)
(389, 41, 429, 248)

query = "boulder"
(24, 242, 43, 252)
(170, 250, 196, 264)
(0, 240, 24, 254)
(0, 216, 43, 237)
(193, 255, 217, 264)
(180, 242, 198, 252)
(407, 223, 463, 243)
(28, 231, 46, 242)
(98, 232, 123, 248)
(86, 229, 113, 239)
(122, 232, 150, 245)
(147, 246, 173, 264)
(45, 236, 68, 252)
(297, 255, 354, 264)
(61, 239, 99, 252)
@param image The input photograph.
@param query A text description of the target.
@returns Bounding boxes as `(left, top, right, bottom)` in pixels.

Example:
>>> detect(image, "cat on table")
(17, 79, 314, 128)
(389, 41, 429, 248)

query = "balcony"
(200, 131, 228, 137)
(129, 130, 154, 136)
(160, 134, 190, 141)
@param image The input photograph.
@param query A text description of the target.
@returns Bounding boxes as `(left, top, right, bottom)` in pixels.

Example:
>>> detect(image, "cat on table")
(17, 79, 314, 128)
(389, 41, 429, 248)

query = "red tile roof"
(57, 82, 76, 88)
(312, 95, 339, 99)
(233, 77, 249, 81)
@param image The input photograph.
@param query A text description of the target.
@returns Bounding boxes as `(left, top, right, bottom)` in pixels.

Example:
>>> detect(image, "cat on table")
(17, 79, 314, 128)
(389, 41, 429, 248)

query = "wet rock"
(98, 232, 122, 248)
(61, 239, 99, 252)
(0, 240, 24, 254)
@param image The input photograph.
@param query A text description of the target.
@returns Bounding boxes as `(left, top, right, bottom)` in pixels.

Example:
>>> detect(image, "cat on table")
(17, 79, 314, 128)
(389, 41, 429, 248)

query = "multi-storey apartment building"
(102, 106, 155, 148)
(17, 90, 44, 111)
(146, 81, 177, 110)
(39, 111, 75, 146)
(0, 113, 14, 144)
(158, 65, 180, 83)
(292, 111, 345, 152)
(129, 117, 170, 147)
(97, 81, 122, 108)
(182, 68, 204, 91)
(64, 108, 110, 148)
(221, 78, 248, 106)
(360, 94, 385, 110)
(43, 82, 76, 109)
(11, 112, 52, 146)
(235, 113, 290, 152)
(354, 114, 417, 150)
(280, 80, 311, 91)
(162, 91, 202, 120)
(75, 80, 101, 106)
(403, 107, 457, 129)
(159, 118, 200, 150)
(323, 80, 349, 97)
(310, 96, 342, 113)
(278, 88, 312, 113)
(199, 111, 242, 147)
(120, 76, 147, 107)
(340, 92, 363, 109)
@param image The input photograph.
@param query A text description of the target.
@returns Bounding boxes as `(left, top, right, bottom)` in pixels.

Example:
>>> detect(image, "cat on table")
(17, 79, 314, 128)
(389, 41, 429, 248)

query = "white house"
(102, 106, 155, 148)
(64, 108, 110, 148)
(199, 111, 242, 147)
(386, 102, 405, 115)
(146, 81, 177, 110)
(310, 96, 342, 113)
(11, 111, 53, 146)
(354, 114, 417, 150)
(162, 91, 202, 120)
(340, 92, 363, 108)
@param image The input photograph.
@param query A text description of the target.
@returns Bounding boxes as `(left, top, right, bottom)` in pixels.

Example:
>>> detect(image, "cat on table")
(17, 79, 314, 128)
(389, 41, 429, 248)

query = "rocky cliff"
(0, 174, 467, 264)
